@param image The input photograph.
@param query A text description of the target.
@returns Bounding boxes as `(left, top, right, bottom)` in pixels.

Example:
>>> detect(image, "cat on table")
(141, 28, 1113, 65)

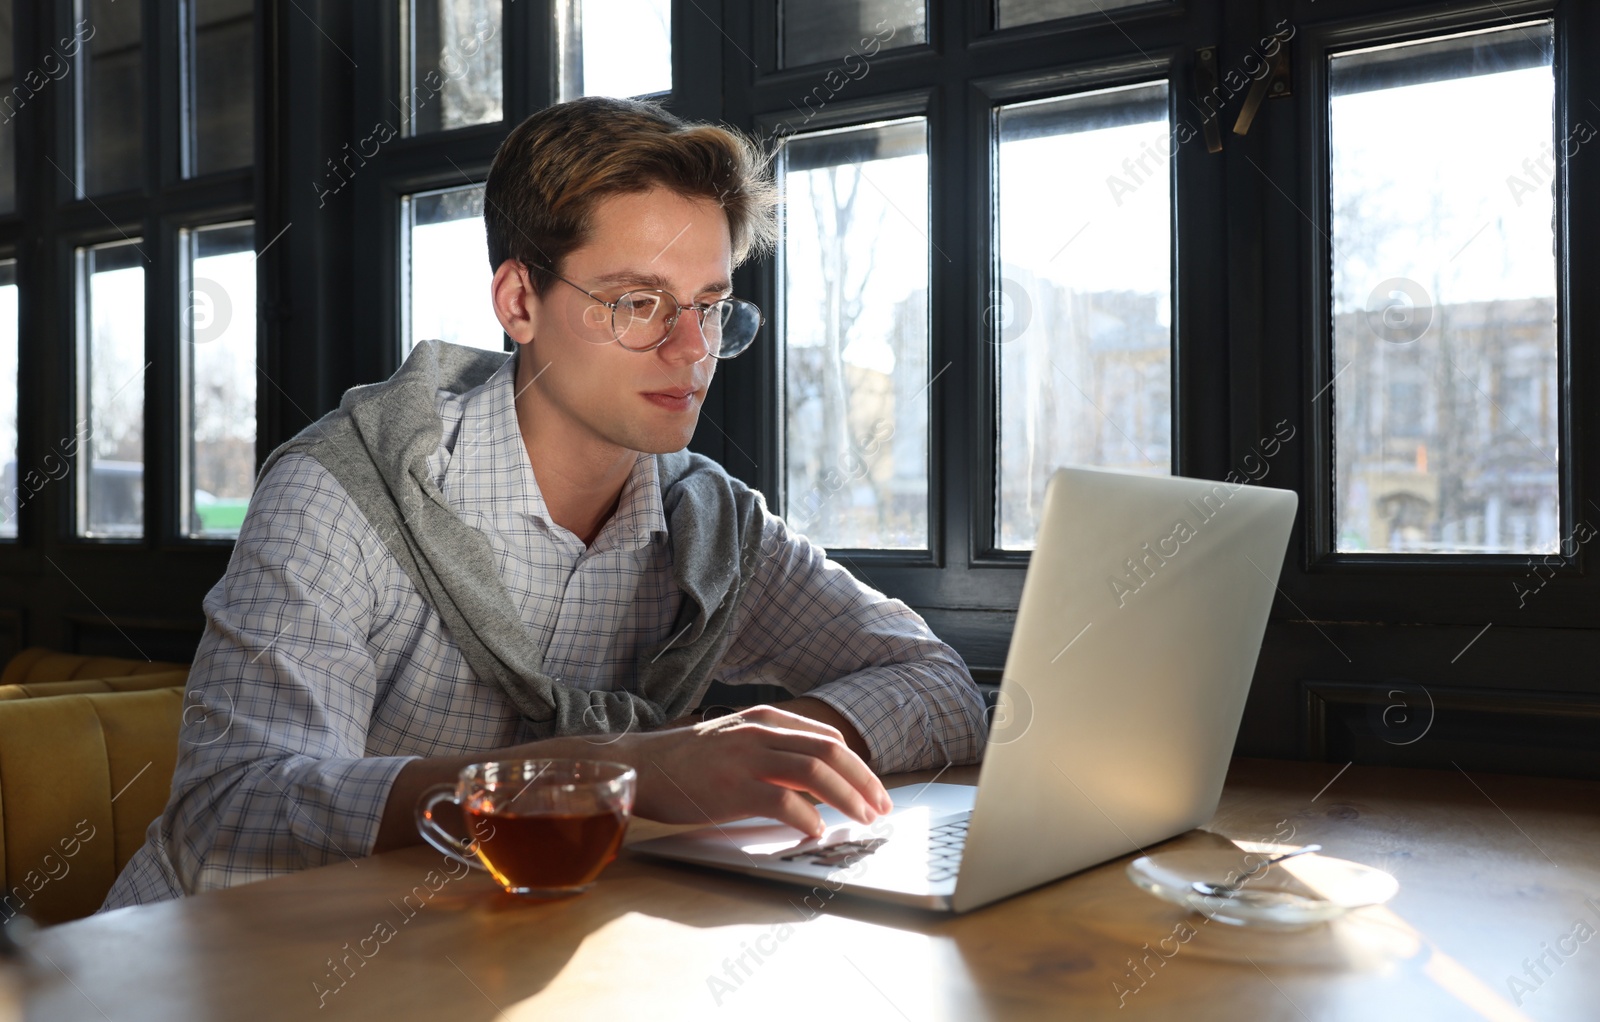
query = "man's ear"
(491, 258, 538, 345)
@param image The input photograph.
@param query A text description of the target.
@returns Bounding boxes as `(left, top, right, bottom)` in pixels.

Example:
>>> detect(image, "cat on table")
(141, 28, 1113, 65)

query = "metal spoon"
(1190, 844, 1322, 898)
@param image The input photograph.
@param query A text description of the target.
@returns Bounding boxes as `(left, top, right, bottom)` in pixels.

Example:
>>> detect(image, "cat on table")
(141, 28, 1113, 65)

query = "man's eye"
(618, 296, 661, 317)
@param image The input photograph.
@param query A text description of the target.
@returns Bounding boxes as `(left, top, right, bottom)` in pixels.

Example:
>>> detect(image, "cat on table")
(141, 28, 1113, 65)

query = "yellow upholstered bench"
(0, 686, 184, 925)
(0, 648, 187, 687)
(0, 670, 190, 701)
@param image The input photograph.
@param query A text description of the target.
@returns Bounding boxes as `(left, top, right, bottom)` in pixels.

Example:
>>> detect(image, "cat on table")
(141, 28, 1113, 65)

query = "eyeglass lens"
(613, 291, 761, 356)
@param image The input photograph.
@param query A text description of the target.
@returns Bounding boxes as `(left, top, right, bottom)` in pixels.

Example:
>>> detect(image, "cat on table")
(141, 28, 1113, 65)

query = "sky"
(190, 245, 258, 504)
(410, 204, 505, 354)
(1330, 65, 1556, 312)
(576, 0, 671, 100)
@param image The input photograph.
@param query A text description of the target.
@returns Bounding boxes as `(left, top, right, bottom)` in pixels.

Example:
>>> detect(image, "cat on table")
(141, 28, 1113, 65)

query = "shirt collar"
(440, 349, 668, 548)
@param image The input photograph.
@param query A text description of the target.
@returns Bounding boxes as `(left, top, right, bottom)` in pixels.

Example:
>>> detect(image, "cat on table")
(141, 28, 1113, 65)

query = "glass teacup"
(415, 759, 636, 898)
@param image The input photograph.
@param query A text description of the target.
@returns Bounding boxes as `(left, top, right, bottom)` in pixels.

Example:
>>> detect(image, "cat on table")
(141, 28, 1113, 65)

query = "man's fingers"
(633, 708, 894, 836)
(755, 725, 890, 812)
(756, 749, 883, 827)
(767, 787, 826, 839)
(733, 708, 893, 815)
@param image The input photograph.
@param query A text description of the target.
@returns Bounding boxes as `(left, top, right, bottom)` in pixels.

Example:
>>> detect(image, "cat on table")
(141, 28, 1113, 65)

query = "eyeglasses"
(525, 261, 765, 359)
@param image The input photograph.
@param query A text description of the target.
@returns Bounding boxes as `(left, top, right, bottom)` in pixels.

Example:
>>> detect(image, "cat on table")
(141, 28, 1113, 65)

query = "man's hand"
(612, 704, 893, 839)
(768, 696, 871, 765)
(653, 698, 870, 762)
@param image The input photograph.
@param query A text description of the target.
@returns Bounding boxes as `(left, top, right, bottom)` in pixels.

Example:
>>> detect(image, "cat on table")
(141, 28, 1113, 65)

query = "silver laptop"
(632, 465, 1298, 913)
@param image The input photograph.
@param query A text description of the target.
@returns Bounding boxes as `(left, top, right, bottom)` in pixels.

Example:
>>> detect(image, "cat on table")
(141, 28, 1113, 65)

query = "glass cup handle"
(414, 783, 485, 871)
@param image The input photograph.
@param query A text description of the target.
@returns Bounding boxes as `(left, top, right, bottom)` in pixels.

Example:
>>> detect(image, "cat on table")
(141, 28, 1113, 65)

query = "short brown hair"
(483, 97, 778, 294)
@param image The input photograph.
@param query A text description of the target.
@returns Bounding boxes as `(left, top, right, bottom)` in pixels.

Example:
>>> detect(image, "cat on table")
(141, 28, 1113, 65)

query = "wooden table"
(15, 758, 1600, 1021)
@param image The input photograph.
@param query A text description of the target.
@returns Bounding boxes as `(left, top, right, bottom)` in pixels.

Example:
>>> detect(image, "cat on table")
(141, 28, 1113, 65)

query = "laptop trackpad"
(712, 782, 974, 851)
(681, 783, 974, 892)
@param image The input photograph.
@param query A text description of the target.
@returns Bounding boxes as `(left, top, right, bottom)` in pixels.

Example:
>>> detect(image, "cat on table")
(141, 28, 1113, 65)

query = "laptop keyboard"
(925, 816, 968, 882)
(780, 838, 886, 869)
(779, 814, 970, 883)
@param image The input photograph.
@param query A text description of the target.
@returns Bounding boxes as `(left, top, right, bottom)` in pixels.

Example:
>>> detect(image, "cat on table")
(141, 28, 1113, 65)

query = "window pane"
(0, 260, 15, 538)
(996, 82, 1173, 550)
(184, 223, 255, 538)
(403, 184, 503, 355)
(186, 0, 254, 176)
(401, 0, 503, 136)
(781, 0, 922, 70)
(780, 119, 929, 550)
(1331, 24, 1558, 554)
(79, 241, 145, 538)
(1, 0, 14, 215)
(997, 0, 1166, 31)
(557, 0, 670, 101)
(82, 0, 143, 195)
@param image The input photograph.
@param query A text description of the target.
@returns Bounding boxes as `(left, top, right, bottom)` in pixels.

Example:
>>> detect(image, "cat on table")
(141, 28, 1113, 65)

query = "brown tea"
(464, 806, 628, 893)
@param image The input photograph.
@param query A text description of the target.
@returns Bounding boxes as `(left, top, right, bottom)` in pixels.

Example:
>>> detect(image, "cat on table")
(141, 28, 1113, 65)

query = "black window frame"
(722, 0, 1600, 775)
(1, 0, 1597, 773)
(0, 0, 266, 660)
(720, 0, 1230, 670)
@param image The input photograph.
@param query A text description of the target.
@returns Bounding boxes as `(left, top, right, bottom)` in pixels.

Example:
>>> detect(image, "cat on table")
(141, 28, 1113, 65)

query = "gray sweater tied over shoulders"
(257, 339, 769, 739)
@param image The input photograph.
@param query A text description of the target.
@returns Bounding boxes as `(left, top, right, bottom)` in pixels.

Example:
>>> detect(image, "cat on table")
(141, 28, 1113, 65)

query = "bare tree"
(810, 167, 859, 471)
(807, 165, 886, 487)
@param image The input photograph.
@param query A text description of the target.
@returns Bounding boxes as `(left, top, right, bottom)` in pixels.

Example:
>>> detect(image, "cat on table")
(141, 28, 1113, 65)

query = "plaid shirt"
(102, 352, 986, 908)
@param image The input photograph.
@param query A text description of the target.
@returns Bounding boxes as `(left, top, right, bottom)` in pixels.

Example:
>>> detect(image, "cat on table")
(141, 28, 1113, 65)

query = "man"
(102, 97, 985, 909)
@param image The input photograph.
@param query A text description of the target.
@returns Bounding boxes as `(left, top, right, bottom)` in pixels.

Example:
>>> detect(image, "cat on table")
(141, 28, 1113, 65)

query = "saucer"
(1126, 846, 1399, 929)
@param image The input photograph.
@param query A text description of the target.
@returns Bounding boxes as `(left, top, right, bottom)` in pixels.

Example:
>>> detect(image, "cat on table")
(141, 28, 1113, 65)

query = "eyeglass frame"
(520, 259, 765, 359)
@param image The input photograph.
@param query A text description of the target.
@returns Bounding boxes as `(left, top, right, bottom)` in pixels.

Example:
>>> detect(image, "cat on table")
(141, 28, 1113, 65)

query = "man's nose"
(659, 307, 712, 363)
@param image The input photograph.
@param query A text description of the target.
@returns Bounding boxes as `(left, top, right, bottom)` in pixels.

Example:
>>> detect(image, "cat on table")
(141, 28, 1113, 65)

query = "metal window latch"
(1233, 33, 1293, 137)
(1195, 46, 1224, 154)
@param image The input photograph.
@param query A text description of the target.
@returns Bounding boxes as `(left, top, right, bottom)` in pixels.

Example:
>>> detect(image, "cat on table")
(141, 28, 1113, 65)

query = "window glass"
(82, 0, 144, 195)
(183, 223, 255, 538)
(403, 184, 503, 354)
(781, 0, 922, 70)
(557, 0, 671, 101)
(996, 0, 1166, 31)
(995, 82, 1173, 550)
(780, 118, 929, 550)
(1330, 24, 1558, 554)
(186, 0, 254, 176)
(0, 260, 16, 537)
(79, 241, 146, 537)
(401, 0, 503, 136)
